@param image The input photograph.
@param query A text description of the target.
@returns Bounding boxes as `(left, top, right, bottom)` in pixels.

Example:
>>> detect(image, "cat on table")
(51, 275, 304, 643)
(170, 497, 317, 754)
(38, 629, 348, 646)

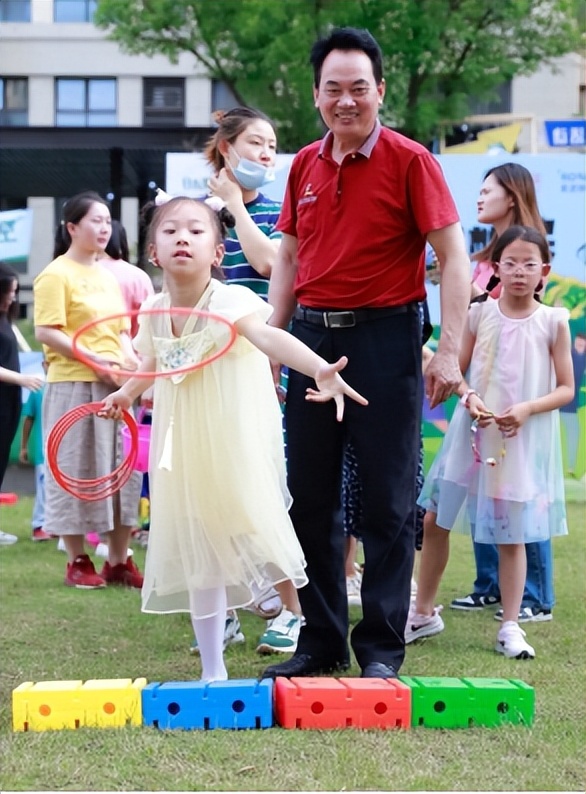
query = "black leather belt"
(294, 303, 415, 329)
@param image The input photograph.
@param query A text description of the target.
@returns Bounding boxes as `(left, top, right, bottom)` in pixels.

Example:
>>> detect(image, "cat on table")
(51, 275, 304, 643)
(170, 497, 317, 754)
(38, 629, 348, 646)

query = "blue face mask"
(228, 146, 275, 191)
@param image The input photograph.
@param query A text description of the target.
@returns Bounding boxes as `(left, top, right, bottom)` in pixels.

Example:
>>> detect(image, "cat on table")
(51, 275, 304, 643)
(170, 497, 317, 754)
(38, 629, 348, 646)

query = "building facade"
(0, 0, 231, 302)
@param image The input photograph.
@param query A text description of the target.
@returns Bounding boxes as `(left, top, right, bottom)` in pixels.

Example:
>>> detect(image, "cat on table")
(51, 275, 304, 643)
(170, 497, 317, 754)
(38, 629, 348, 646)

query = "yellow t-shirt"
(34, 256, 129, 383)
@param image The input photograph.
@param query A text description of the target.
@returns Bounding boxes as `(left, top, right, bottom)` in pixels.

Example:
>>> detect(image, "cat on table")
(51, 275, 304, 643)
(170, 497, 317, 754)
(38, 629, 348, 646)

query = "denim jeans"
(472, 538, 555, 610)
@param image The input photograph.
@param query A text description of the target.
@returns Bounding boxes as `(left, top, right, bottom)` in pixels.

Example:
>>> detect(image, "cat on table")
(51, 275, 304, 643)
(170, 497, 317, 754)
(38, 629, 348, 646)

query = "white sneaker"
(495, 621, 535, 659)
(346, 569, 362, 607)
(256, 609, 305, 654)
(189, 610, 245, 655)
(0, 530, 18, 546)
(405, 605, 444, 644)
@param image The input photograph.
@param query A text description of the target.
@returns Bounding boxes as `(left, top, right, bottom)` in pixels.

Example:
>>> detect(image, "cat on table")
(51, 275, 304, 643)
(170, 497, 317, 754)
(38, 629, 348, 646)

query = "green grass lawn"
(0, 494, 585, 792)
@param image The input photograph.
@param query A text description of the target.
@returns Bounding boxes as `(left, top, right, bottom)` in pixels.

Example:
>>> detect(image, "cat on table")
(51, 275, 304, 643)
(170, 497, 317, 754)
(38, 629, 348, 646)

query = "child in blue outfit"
(19, 363, 51, 542)
(408, 226, 574, 660)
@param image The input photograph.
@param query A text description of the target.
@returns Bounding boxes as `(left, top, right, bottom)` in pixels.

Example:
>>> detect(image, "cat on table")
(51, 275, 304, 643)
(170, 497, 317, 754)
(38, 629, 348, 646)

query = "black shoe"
(360, 662, 398, 679)
(450, 592, 500, 610)
(260, 652, 350, 680)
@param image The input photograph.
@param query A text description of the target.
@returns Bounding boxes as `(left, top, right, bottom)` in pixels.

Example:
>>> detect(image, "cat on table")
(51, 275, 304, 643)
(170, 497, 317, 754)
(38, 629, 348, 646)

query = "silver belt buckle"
(324, 311, 356, 328)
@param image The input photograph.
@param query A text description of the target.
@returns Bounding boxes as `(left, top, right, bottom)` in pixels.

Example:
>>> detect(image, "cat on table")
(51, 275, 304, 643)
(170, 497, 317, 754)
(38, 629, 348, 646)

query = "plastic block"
(274, 676, 411, 730)
(461, 677, 534, 727)
(13, 681, 84, 732)
(401, 676, 535, 728)
(400, 676, 475, 728)
(12, 679, 147, 732)
(80, 678, 147, 728)
(142, 679, 273, 730)
(0, 492, 18, 505)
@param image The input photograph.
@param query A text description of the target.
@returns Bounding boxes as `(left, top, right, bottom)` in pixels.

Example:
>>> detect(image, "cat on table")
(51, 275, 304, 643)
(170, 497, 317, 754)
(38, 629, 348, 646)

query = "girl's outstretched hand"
(306, 356, 368, 421)
(494, 402, 532, 437)
(97, 390, 132, 421)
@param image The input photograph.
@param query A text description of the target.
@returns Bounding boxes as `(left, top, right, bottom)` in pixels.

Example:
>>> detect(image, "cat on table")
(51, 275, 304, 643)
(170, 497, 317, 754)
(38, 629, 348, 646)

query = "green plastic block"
(400, 676, 473, 728)
(461, 678, 534, 727)
(401, 676, 535, 728)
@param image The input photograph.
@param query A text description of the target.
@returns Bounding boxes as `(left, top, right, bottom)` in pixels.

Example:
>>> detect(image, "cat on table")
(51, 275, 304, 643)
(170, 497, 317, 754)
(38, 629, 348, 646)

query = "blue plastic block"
(142, 679, 273, 730)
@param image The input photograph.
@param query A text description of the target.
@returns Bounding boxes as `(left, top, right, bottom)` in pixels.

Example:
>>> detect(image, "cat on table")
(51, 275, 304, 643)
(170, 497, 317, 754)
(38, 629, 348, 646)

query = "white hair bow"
(154, 187, 226, 212)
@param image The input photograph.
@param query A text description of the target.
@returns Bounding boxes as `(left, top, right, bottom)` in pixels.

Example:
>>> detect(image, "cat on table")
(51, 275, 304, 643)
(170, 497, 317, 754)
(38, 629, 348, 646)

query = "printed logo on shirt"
(298, 184, 317, 207)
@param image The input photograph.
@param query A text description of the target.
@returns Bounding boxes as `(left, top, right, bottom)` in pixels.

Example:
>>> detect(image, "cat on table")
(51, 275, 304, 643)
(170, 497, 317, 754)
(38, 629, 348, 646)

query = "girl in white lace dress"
(410, 226, 573, 660)
(100, 196, 367, 681)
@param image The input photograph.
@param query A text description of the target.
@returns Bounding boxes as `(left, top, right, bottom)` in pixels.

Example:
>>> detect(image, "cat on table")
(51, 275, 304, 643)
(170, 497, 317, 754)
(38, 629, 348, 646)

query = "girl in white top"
(100, 196, 367, 682)
(412, 226, 573, 660)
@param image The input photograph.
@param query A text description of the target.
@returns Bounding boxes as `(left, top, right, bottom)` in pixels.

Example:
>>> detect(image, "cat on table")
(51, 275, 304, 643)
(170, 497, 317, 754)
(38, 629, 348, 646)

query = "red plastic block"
(0, 492, 18, 505)
(274, 676, 411, 730)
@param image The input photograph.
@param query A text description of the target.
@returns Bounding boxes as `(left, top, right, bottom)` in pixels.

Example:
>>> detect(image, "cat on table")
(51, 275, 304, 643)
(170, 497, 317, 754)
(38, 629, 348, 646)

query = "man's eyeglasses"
(497, 260, 542, 274)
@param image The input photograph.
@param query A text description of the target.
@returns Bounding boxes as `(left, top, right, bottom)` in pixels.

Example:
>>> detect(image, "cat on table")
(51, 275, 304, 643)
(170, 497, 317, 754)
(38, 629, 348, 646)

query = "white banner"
(424, 153, 586, 323)
(166, 151, 586, 323)
(0, 208, 33, 267)
(165, 152, 296, 203)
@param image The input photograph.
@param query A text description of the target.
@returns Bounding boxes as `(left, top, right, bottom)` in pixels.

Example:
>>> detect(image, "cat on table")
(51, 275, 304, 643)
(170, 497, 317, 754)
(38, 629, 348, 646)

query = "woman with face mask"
(195, 107, 305, 658)
(204, 107, 280, 296)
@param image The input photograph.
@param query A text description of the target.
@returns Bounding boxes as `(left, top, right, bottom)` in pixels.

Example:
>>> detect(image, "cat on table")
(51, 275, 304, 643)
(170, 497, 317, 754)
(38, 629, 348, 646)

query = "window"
(54, 0, 97, 22)
(468, 81, 512, 116)
(0, 78, 28, 125)
(211, 80, 240, 114)
(0, 0, 30, 21)
(55, 78, 116, 126)
(143, 78, 185, 127)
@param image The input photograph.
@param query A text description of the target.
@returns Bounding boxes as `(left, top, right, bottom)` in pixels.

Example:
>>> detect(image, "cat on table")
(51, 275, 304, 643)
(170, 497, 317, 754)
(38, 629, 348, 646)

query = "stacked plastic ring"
(46, 402, 138, 501)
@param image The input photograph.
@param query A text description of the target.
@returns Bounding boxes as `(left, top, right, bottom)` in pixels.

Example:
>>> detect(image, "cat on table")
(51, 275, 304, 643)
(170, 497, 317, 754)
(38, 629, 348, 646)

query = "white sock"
(189, 587, 228, 682)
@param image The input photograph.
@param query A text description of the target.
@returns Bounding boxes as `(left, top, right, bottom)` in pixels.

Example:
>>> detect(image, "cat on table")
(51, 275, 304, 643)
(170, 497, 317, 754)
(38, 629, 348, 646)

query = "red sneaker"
(65, 555, 106, 589)
(32, 527, 52, 542)
(101, 557, 143, 589)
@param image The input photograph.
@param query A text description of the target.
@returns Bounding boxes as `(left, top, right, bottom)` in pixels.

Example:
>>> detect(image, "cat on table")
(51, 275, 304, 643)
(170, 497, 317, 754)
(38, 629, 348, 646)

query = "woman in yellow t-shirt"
(34, 191, 142, 590)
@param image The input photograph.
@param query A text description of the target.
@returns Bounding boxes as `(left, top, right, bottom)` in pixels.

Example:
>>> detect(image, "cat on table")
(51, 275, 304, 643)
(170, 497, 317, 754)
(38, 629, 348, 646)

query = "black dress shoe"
(261, 653, 350, 680)
(360, 662, 398, 679)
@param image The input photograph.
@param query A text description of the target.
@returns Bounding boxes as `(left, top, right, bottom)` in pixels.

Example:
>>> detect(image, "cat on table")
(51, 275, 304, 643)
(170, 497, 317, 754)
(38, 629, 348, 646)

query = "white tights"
(189, 586, 228, 682)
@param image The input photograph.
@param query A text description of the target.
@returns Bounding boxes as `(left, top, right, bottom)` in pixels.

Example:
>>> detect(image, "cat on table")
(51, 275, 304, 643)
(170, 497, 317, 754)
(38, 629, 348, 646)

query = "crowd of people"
(1, 27, 579, 679)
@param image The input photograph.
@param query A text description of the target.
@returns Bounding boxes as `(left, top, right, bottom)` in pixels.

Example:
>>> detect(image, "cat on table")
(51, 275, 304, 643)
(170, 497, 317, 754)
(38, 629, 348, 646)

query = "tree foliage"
(95, 0, 584, 150)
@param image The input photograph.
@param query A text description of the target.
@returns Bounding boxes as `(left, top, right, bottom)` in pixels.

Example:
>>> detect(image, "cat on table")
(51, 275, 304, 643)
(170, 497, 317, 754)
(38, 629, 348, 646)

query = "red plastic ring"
(71, 307, 237, 380)
(46, 402, 138, 501)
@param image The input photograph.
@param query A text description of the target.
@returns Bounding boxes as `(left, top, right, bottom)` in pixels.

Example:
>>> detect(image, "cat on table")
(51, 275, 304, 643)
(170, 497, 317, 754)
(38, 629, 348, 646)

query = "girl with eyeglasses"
(450, 163, 555, 623)
(407, 226, 573, 660)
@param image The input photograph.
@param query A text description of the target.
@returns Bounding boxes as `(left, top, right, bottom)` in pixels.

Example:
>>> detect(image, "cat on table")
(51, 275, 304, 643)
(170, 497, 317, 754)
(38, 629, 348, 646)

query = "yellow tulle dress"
(133, 280, 307, 617)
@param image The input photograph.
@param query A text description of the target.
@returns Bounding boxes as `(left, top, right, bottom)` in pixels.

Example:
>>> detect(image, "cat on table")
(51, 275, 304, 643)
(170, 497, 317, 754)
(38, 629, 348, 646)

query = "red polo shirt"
(277, 121, 459, 308)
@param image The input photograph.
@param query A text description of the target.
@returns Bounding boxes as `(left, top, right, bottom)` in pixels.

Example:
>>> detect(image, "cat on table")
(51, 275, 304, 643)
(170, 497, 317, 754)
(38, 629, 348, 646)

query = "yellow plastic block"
(13, 681, 84, 732)
(12, 678, 147, 732)
(81, 678, 147, 728)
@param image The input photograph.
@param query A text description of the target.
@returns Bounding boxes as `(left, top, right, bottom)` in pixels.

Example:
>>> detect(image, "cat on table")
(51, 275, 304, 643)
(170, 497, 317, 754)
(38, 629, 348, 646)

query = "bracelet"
(459, 388, 480, 408)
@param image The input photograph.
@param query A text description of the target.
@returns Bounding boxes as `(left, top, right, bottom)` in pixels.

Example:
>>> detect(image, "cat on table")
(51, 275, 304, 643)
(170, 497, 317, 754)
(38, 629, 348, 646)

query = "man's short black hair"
(310, 27, 383, 88)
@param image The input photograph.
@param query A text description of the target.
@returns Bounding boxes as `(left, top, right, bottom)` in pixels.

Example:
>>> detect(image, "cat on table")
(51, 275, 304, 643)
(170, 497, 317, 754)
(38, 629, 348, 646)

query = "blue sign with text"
(544, 120, 586, 148)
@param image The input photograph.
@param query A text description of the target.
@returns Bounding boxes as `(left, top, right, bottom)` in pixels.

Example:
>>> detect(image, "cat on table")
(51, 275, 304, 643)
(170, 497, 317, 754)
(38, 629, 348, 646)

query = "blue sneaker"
(189, 610, 245, 655)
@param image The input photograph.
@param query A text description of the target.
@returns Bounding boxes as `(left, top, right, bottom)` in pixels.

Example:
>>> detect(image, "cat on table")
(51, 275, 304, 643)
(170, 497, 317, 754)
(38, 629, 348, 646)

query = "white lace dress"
(418, 299, 569, 545)
(133, 280, 307, 617)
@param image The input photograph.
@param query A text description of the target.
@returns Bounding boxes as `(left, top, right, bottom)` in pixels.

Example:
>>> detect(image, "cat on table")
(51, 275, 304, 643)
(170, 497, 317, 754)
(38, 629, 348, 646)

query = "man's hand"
(424, 350, 461, 409)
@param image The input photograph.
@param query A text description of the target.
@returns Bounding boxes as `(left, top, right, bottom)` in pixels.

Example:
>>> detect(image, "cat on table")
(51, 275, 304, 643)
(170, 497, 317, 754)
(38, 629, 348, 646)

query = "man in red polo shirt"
(263, 27, 470, 680)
